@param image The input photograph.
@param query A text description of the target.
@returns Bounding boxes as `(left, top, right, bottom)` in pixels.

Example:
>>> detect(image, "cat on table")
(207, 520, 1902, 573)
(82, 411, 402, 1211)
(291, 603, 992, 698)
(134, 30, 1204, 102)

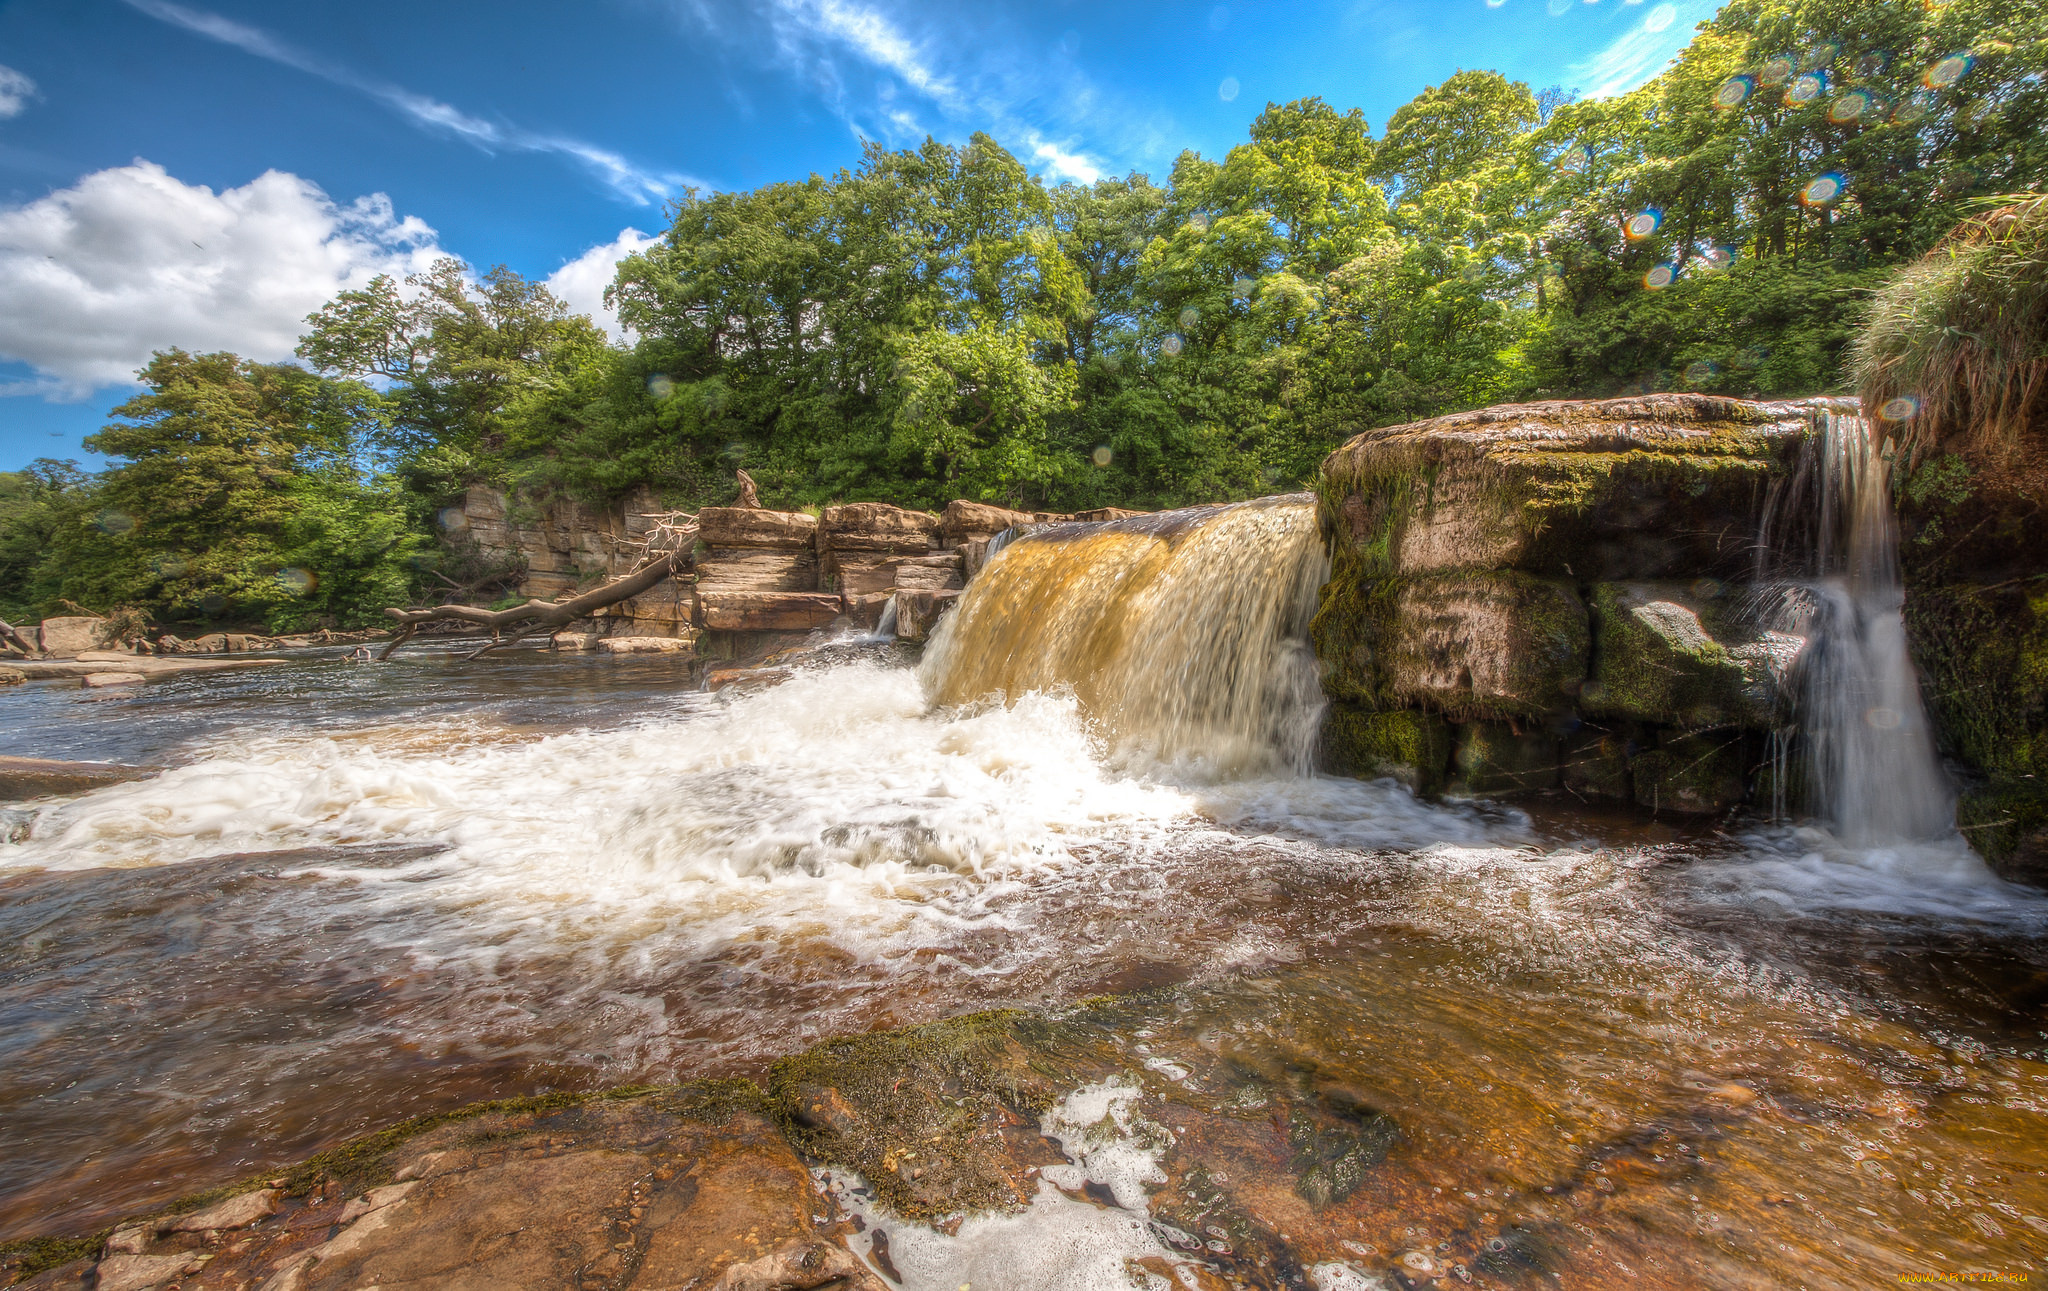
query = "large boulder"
(1320, 706, 1453, 794)
(938, 500, 1034, 542)
(699, 593, 844, 633)
(817, 503, 940, 554)
(1320, 394, 1816, 581)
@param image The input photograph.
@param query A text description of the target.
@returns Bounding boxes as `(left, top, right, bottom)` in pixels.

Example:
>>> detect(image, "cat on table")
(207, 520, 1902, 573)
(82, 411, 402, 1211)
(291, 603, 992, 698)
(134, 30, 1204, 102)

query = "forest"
(1, 0, 2040, 631)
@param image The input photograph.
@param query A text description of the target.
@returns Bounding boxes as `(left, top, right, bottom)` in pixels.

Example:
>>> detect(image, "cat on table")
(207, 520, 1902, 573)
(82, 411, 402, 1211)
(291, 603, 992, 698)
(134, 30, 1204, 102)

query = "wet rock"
(1451, 723, 1560, 796)
(0, 665, 24, 685)
(93, 1252, 195, 1291)
(1582, 582, 1793, 728)
(160, 1186, 281, 1232)
(81, 672, 146, 688)
(1288, 1089, 1400, 1207)
(1957, 780, 2048, 887)
(35, 616, 106, 658)
(709, 1239, 887, 1291)
(1631, 732, 1748, 814)
(597, 635, 697, 655)
(893, 588, 959, 643)
(1321, 706, 1453, 794)
(0, 755, 158, 802)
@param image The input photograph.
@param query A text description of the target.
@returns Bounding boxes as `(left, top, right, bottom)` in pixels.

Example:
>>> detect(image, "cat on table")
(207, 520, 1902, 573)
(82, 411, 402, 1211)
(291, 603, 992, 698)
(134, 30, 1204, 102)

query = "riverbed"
(3, 644, 2046, 1285)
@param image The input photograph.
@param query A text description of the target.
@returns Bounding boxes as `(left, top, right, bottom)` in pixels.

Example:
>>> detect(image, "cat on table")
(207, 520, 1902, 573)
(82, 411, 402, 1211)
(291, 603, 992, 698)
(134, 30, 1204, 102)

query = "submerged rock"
(1452, 722, 1561, 796)
(1631, 732, 1749, 815)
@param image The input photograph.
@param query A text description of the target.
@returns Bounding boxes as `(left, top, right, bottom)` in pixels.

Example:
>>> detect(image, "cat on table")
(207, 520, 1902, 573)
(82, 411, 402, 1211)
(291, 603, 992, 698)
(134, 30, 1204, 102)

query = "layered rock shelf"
(1313, 394, 1838, 813)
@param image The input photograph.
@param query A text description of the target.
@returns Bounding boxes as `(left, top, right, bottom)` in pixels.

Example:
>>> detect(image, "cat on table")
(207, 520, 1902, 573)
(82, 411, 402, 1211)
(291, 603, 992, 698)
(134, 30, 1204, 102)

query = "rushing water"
(2, 491, 2046, 1283)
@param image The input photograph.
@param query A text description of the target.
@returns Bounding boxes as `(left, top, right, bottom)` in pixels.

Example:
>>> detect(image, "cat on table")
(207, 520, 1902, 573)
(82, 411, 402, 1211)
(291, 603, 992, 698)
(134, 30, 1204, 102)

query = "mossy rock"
(1320, 705, 1454, 794)
(1583, 582, 1794, 729)
(1906, 581, 2048, 784)
(1957, 778, 2048, 888)
(1451, 722, 1560, 797)
(1318, 394, 1818, 581)
(1631, 732, 1748, 815)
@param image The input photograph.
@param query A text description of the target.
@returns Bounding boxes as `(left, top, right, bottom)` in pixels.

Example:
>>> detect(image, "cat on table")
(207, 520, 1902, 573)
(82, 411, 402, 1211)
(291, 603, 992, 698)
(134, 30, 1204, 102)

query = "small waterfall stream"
(920, 494, 1329, 775)
(1798, 410, 1957, 846)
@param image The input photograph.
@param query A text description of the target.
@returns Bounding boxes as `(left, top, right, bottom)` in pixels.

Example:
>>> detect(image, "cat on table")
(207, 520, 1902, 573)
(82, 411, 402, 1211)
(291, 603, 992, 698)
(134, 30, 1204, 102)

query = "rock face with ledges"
(1316, 394, 1837, 812)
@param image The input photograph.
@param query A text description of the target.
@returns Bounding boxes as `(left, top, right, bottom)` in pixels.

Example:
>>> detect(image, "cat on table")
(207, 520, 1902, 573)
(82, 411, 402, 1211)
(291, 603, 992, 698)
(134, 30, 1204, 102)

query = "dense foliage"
(2, 0, 2040, 627)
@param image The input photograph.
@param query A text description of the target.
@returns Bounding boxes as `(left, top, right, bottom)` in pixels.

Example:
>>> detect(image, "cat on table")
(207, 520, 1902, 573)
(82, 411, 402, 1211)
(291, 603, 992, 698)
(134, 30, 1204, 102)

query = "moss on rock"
(1560, 727, 1636, 801)
(1957, 779, 2048, 887)
(1583, 582, 1790, 729)
(1321, 705, 1454, 793)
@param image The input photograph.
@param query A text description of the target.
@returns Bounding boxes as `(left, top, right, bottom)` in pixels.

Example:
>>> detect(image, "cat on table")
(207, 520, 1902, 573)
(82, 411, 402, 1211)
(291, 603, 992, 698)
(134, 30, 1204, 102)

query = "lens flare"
(1923, 53, 1972, 88)
(1558, 143, 1593, 173)
(154, 556, 188, 578)
(1178, 306, 1201, 330)
(645, 373, 676, 399)
(1800, 173, 1845, 205)
(1217, 77, 1240, 102)
(1702, 246, 1735, 272)
(1893, 92, 1934, 123)
(1231, 277, 1255, 299)
(1787, 72, 1826, 104)
(1160, 335, 1184, 357)
(1091, 445, 1114, 467)
(1759, 56, 1794, 86)
(437, 507, 469, 531)
(1683, 359, 1719, 384)
(1880, 395, 1922, 421)
(1643, 263, 1676, 289)
(1735, 345, 1766, 369)
(94, 510, 135, 535)
(1854, 51, 1890, 79)
(1865, 707, 1903, 730)
(276, 567, 317, 596)
(1625, 209, 1662, 240)
(1714, 76, 1754, 108)
(1805, 41, 1840, 68)
(1185, 212, 1211, 234)
(1829, 91, 1872, 122)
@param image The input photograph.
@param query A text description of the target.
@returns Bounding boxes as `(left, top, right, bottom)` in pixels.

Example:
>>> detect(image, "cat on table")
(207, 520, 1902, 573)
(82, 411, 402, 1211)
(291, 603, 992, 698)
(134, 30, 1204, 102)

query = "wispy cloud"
(122, 0, 703, 204)
(0, 65, 39, 119)
(708, 0, 1117, 186)
(1571, 1, 1701, 98)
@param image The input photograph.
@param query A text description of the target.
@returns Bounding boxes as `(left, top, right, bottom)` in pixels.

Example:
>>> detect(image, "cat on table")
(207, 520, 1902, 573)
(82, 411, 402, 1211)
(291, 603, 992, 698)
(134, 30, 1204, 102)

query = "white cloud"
(1030, 138, 1103, 185)
(0, 65, 37, 119)
(123, 0, 702, 205)
(710, 0, 1121, 184)
(0, 161, 443, 396)
(545, 227, 659, 341)
(1572, 1, 1698, 97)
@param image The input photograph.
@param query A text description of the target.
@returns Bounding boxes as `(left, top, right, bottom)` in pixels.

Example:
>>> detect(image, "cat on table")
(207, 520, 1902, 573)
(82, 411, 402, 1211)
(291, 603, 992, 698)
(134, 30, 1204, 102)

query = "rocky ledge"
(1315, 395, 1841, 814)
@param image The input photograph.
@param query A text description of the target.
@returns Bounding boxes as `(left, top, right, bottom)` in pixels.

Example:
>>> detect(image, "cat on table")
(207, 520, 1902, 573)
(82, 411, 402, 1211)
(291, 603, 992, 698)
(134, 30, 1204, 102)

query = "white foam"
(1694, 826, 2048, 925)
(826, 1075, 1198, 1291)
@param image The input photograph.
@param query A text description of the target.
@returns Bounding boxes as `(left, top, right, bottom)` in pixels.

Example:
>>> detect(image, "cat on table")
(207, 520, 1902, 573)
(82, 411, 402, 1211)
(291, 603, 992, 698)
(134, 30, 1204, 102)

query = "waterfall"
(920, 494, 1329, 776)
(1793, 411, 1957, 846)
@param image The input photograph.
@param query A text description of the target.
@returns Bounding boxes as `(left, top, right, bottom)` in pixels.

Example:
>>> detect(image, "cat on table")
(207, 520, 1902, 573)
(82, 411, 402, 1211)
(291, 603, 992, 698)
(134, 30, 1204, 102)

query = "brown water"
(3, 575, 2046, 1284)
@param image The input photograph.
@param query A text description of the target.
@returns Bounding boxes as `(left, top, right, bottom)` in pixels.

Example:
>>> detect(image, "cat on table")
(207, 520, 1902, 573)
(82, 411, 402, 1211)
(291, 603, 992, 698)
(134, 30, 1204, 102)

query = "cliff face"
(1312, 394, 1832, 813)
(448, 489, 1076, 648)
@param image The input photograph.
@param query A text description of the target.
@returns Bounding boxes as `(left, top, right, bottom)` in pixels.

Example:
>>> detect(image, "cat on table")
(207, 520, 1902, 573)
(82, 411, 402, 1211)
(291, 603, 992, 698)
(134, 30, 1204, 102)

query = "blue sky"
(0, 0, 1713, 469)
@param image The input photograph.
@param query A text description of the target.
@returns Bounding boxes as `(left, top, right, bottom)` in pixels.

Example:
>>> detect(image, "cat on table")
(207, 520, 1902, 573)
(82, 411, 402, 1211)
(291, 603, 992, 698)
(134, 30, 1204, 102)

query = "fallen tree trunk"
(383, 518, 698, 660)
(0, 618, 36, 659)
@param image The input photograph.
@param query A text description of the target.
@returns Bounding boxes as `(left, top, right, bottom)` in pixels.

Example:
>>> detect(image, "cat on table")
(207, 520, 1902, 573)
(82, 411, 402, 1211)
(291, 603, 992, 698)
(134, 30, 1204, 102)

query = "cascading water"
(1796, 410, 1957, 846)
(920, 494, 1329, 776)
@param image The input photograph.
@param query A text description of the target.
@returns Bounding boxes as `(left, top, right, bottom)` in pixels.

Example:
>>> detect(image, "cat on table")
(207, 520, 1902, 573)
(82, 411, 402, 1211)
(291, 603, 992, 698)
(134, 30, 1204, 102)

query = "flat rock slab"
(0, 755, 159, 802)
(6, 657, 289, 680)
